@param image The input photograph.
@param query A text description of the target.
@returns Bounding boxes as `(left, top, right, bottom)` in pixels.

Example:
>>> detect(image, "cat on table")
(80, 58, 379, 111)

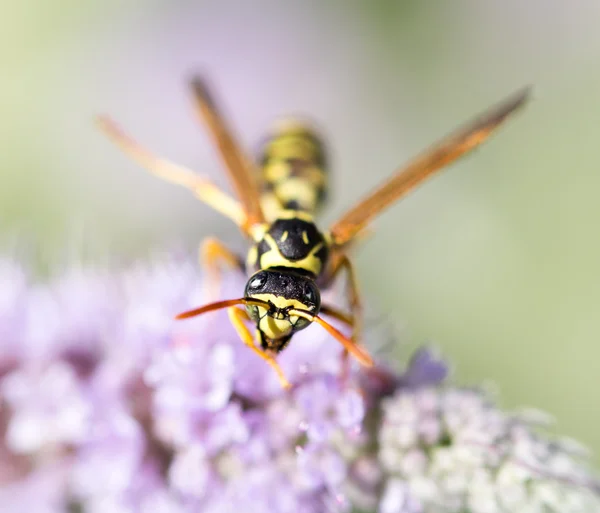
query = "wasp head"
(243, 268, 321, 343)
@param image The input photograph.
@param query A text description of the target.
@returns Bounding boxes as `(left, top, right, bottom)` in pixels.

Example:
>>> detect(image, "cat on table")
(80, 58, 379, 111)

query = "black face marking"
(266, 218, 326, 261)
(244, 269, 321, 311)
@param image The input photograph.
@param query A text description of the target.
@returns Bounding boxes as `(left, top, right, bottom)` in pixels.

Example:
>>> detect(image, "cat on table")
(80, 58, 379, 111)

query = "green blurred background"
(2, 0, 600, 461)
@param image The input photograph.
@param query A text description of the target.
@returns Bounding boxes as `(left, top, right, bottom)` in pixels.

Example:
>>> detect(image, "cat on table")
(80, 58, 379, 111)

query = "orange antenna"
(176, 298, 270, 320)
(290, 309, 374, 367)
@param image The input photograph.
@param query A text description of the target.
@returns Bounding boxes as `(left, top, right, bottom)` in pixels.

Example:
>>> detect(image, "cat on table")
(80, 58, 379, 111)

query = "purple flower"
(0, 257, 598, 512)
(378, 388, 600, 512)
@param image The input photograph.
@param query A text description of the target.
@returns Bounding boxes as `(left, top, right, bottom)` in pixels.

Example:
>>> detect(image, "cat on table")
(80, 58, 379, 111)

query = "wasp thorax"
(244, 269, 321, 341)
(250, 216, 329, 278)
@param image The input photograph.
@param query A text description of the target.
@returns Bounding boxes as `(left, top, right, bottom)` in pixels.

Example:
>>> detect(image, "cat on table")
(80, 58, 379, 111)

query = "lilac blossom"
(0, 256, 598, 512)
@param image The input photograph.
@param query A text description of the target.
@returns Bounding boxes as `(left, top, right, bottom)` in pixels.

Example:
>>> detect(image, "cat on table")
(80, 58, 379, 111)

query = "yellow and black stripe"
(245, 210, 330, 278)
(99, 76, 530, 389)
(258, 119, 328, 219)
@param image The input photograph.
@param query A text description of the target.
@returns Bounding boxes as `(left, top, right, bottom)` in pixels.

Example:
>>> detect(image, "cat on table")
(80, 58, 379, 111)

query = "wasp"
(97, 78, 529, 389)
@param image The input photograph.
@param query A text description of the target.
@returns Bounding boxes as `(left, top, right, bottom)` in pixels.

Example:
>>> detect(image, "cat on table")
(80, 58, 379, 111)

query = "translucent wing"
(96, 116, 246, 228)
(329, 87, 531, 247)
(189, 76, 265, 230)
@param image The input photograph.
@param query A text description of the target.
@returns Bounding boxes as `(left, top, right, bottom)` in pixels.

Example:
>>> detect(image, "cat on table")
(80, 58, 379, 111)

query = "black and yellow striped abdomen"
(258, 120, 328, 220)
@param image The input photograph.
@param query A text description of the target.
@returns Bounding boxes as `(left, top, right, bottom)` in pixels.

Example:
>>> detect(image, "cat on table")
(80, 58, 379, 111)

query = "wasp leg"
(327, 253, 363, 341)
(320, 304, 354, 326)
(325, 254, 363, 382)
(200, 237, 244, 301)
(227, 307, 291, 390)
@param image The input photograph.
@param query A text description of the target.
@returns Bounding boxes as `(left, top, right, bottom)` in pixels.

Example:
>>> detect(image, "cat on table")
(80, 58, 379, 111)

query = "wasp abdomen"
(259, 120, 328, 217)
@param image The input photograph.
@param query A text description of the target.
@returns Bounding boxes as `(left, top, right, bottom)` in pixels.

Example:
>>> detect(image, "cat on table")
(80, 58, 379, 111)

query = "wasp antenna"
(290, 309, 374, 367)
(176, 297, 271, 320)
(175, 298, 247, 320)
(314, 315, 374, 367)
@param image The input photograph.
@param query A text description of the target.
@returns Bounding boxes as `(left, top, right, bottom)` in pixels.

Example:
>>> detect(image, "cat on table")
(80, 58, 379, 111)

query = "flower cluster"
(0, 256, 598, 513)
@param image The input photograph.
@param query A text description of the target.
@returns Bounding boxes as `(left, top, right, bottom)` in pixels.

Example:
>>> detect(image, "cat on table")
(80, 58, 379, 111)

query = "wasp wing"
(96, 116, 246, 227)
(328, 87, 531, 247)
(190, 76, 265, 231)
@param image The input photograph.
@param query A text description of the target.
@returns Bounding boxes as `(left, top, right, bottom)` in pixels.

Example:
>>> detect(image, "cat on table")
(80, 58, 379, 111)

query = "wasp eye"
(247, 273, 266, 292)
(246, 304, 260, 322)
(304, 286, 314, 302)
(303, 282, 319, 307)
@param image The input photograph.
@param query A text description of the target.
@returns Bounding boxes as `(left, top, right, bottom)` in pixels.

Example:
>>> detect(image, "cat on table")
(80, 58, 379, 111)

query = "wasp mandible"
(97, 78, 530, 389)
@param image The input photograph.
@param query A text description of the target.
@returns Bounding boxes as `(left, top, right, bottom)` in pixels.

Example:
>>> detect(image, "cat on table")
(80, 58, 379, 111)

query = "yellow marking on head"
(259, 316, 292, 339)
(252, 302, 292, 339)
(302, 231, 309, 244)
(251, 293, 313, 311)
(249, 293, 315, 340)
(280, 231, 288, 242)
